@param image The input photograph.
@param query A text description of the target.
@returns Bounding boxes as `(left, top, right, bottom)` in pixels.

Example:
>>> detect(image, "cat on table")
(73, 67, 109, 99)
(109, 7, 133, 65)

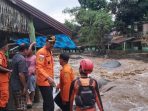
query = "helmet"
(80, 59, 94, 74)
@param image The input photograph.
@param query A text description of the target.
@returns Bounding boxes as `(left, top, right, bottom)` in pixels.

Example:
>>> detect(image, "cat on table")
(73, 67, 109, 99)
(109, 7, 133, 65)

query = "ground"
(30, 53, 148, 111)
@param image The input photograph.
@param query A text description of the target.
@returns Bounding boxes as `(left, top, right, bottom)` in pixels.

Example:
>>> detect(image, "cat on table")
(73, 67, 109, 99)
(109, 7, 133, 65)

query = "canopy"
(16, 34, 76, 49)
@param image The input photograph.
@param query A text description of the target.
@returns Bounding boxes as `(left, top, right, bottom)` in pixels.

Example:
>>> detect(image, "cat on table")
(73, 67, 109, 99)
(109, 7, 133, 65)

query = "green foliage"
(64, 20, 80, 37)
(64, 8, 113, 45)
(63, 0, 113, 46)
(64, 0, 148, 46)
(77, 9, 113, 45)
(109, 0, 148, 33)
(78, 0, 107, 10)
(63, 7, 80, 17)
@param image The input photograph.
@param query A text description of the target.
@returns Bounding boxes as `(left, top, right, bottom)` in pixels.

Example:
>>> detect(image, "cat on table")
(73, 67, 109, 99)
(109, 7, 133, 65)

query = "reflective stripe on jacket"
(36, 46, 54, 86)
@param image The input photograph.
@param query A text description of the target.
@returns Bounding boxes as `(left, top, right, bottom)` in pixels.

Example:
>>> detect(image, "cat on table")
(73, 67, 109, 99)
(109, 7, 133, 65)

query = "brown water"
(27, 55, 148, 111)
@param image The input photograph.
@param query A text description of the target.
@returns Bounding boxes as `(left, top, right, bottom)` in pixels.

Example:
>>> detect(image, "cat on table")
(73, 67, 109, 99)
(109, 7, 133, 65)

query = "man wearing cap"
(0, 40, 12, 111)
(36, 35, 56, 111)
(55, 53, 74, 111)
(11, 44, 29, 111)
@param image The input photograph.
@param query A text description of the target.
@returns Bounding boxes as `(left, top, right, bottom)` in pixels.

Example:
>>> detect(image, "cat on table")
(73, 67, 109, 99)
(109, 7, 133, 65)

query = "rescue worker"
(0, 41, 12, 111)
(55, 53, 74, 111)
(69, 59, 104, 111)
(36, 36, 56, 111)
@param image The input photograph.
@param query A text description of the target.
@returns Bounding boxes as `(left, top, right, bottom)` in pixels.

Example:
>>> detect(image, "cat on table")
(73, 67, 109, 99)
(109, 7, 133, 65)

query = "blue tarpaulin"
(16, 34, 76, 49)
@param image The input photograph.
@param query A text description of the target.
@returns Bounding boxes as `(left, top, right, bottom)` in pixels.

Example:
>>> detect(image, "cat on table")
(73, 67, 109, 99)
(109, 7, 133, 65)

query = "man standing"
(36, 36, 56, 111)
(55, 53, 74, 111)
(0, 41, 12, 111)
(11, 44, 29, 111)
(69, 59, 104, 111)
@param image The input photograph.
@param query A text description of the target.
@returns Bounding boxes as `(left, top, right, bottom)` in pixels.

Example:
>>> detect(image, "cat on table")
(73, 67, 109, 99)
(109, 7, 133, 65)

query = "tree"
(109, 0, 148, 34)
(138, 0, 148, 21)
(63, 0, 113, 46)
(78, 0, 107, 10)
(64, 8, 113, 45)
(64, 20, 80, 37)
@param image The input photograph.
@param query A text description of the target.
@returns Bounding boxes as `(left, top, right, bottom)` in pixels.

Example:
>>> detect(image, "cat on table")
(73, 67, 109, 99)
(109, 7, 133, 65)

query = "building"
(0, 0, 71, 42)
(0, 0, 72, 110)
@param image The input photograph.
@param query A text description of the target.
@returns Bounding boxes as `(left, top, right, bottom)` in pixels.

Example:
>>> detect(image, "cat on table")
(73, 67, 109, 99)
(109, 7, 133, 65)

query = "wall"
(0, 0, 29, 33)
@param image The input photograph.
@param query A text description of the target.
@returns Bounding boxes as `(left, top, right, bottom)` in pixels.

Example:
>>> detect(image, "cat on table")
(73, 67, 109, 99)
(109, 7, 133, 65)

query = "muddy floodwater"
(29, 54, 148, 111)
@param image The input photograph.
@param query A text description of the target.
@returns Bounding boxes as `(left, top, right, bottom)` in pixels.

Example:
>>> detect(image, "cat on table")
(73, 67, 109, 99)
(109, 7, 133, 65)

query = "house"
(0, 0, 71, 42)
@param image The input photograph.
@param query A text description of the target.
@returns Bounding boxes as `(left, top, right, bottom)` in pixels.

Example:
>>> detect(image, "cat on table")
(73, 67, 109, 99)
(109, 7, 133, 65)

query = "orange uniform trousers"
(0, 82, 9, 108)
(0, 51, 9, 108)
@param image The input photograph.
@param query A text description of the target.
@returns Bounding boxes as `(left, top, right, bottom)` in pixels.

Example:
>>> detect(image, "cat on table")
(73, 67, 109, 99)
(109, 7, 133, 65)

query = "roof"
(8, 0, 72, 36)
(132, 39, 148, 44)
(111, 36, 135, 44)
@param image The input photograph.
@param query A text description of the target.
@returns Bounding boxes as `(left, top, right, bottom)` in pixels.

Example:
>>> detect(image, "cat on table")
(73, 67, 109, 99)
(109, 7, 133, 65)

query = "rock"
(97, 78, 111, 89)
(101, 60, 121, 69)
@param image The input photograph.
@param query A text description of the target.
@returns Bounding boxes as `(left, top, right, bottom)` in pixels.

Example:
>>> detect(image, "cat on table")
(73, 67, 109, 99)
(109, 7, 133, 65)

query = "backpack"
(75, 78, 96, 109)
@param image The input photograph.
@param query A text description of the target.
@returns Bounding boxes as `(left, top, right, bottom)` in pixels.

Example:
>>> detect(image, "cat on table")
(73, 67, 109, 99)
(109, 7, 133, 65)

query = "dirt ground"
(30, 53, 148, 111)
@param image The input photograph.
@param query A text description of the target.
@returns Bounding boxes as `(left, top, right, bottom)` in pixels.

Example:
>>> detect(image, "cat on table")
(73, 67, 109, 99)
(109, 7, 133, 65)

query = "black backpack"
(75, 78, 96, 109)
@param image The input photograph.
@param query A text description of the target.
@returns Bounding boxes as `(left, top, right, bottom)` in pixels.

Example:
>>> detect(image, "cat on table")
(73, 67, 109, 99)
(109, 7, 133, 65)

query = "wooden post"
(28, 17, 40, 103)
(123, 42, 126, 51)
(108, 44, 110, 51)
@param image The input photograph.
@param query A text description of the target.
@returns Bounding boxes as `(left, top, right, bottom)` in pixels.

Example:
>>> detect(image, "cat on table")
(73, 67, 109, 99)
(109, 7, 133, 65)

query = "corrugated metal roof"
(111, 37, 135, 44)
(9, 0, 72, 36)
(132, 39, 148, 44)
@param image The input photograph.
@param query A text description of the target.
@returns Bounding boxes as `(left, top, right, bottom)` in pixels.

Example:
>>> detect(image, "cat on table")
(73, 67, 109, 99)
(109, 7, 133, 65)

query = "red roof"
(9, 0, 72, 36)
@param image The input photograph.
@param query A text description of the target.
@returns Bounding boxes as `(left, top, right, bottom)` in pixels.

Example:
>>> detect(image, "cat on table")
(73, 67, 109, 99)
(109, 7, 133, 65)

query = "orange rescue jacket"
(0, 51, 9, 83)
(59, 64, 74, 102)
(36, 46, 54, 86)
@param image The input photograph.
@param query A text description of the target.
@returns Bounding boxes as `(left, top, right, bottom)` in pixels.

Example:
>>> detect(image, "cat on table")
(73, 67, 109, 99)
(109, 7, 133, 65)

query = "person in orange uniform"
(36, 36, 56, 111)
(0, 41, 12, 111)
(69, 59, 104, 111)
(55, 53, 74, 111)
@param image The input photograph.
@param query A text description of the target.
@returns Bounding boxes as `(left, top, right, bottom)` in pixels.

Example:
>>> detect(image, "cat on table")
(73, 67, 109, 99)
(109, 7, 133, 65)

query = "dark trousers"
(54, 92, 70, 111)
(0, 107, 7, 111)
(39, 86, 54, 111)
